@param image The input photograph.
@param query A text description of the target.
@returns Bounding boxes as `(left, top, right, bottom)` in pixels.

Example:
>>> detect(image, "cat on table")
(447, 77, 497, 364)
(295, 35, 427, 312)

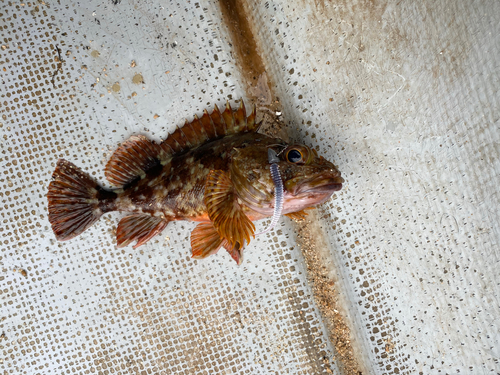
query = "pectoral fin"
(116, 214, 169, 248)
(204, 170, 255, 249)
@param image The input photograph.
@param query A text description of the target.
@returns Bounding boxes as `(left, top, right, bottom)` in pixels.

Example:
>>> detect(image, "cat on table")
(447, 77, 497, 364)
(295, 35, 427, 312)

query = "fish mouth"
(288, 175, 344, 196)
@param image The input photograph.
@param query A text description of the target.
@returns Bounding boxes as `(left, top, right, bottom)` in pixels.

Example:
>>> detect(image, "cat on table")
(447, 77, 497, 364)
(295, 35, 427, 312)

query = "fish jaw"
(281, 171, 343, 213)
(283, 151, 343, 193)
(285, 173, 344, 196)
(282, 189, 336, 214)
(234, 175, 342, 217)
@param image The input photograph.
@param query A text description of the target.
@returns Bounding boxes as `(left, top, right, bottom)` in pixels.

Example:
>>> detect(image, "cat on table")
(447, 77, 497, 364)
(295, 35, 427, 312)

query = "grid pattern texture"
(1, 1, 499, 374)
(0, 1, 336, 374)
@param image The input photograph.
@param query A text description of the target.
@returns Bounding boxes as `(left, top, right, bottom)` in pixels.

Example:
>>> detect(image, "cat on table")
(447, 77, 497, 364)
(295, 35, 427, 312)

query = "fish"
(47, 101, 344, 264)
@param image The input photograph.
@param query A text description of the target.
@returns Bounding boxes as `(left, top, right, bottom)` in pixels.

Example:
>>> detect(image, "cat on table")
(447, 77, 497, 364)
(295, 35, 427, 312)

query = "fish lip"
(289, 176, 344, 196)
(307, 182, 343, 193)
(296, 182, 343, 195)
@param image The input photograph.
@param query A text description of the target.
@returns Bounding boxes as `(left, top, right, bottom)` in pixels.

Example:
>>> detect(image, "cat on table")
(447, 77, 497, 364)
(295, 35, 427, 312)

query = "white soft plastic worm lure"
(255, 148, 284, 235)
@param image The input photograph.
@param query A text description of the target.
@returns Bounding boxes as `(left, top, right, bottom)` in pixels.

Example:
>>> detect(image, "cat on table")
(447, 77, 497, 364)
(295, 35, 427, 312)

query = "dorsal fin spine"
(177, 125, 192, 148)
(181, 119, 199, 146)
(161, 141, 175, 154)
(189, 123, 203, 144)
(199, 117, 209, 142)
(171, 127, 186, 151)
(203, 110, 218, 139)
(240, 100, 247, 132)
(193, 121, 204, 143)
(194, 115, 209, 143)
(247, 104, 255, 130)
(222, 101, 235, 134)
(226, 101, 234, 125)
(204, 109, 218, 137)
(210, 103, 227, 135)
(190, 114, 203, 142)
(177, 126, 190, 149)
(236, 100, 247, 132)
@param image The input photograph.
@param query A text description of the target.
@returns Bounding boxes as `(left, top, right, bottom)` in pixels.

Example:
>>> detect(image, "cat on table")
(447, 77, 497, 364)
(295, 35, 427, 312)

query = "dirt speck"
(258, 110, 289, 142)
(14, 268, 28, 277)
(90, 50, 100, 58)
(132, 73, 144, 85)
(130, 60, 136, 67)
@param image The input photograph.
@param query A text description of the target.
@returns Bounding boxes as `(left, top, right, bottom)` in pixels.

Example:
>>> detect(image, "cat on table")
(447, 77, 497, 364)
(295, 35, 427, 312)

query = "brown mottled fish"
(47, 101, 343, 264)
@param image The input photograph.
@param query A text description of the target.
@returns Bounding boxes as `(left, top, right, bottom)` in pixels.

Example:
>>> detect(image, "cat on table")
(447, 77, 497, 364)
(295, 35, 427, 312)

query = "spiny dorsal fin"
(105, 101, 258, 187)
(160, 100, 259, 157)
(105, 135, 166, 187)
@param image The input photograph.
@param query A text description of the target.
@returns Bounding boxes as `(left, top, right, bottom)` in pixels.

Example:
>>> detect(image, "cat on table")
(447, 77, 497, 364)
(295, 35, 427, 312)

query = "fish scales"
(47, 101, 343, 264)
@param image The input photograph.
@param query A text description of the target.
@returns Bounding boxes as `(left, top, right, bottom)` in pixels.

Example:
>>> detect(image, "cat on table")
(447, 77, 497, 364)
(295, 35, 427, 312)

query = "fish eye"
(286, 149, 304, 164)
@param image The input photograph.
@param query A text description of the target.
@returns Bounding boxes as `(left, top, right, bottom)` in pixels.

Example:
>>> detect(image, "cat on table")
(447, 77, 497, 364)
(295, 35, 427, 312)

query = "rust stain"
(294, 211, 362, 375)
(218, 0, 279, 108)
(13, 268, 28, 277)
(218, 0, 283, 139)
(217, 4, 362, 370)
(218, 0, 266, 85)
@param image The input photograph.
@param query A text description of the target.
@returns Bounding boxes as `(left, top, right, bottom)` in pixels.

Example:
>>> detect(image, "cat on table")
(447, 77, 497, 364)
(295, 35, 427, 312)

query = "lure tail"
(47, 159, 117, 241)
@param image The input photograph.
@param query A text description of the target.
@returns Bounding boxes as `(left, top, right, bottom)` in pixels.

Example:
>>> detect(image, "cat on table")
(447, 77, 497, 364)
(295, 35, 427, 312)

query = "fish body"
(111, 132, 271, 222)
(47, 102, 343, 264)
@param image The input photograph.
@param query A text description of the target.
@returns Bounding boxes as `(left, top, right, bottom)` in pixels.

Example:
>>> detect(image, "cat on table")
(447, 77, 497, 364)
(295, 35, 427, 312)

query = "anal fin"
(116, 214, 169, 248)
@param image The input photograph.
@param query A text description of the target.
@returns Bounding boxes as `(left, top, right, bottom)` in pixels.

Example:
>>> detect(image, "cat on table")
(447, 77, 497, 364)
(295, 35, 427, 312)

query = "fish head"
(231, 139, 343, 215)
(278, 144, 343, 212)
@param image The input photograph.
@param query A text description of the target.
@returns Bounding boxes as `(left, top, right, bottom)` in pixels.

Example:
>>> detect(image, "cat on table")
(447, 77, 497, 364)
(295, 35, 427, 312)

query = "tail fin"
(47, 159, 115, 241)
